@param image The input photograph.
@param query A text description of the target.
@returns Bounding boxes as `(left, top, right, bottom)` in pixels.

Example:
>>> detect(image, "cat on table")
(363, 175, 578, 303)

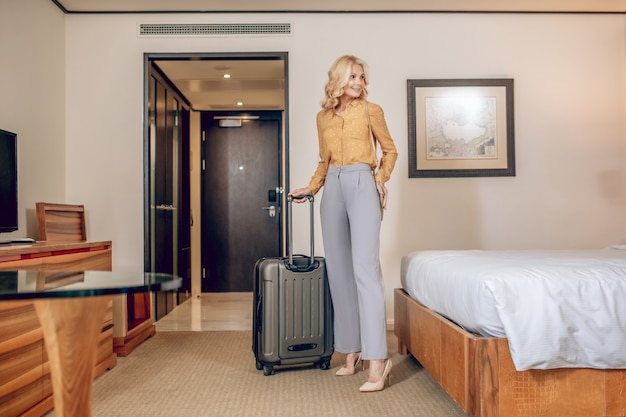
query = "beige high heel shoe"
(359, 359, 392, 392)
(335, 352, 363, 376)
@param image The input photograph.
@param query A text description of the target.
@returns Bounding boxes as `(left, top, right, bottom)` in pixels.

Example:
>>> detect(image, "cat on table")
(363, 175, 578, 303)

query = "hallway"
(154, 292, 253, 332)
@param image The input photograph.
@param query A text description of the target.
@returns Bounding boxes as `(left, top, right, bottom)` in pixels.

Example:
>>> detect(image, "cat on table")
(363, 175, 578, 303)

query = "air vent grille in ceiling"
(139, 23, 292, 36)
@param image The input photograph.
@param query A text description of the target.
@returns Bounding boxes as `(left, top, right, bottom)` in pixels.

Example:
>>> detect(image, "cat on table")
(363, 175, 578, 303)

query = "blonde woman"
(290, 55, 398, 392)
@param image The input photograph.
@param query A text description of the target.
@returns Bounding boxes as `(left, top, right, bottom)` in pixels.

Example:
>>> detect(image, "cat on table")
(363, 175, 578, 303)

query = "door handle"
(155, 204, 177, 211)
(261, 206, 276, 217)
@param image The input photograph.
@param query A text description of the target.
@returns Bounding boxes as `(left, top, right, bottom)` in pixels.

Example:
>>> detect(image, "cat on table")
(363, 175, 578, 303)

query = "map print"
(425, 96, 497, 160)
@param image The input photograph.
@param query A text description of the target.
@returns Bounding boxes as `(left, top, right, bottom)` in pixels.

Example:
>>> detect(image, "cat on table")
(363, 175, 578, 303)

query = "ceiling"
(152, 58, 286, 111)
(52, 0, 626, 112)
(52, 0, 626, 13)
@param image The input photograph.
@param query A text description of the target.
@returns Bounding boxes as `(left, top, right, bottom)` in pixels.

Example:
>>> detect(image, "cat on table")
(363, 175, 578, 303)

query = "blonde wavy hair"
(321, 55, 369, 110)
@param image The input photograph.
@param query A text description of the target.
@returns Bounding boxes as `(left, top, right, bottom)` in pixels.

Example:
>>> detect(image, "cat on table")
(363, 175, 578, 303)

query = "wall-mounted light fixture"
(215, 115, 260, 127)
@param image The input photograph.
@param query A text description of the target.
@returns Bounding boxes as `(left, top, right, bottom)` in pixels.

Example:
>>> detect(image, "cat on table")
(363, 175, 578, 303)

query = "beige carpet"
(51, 331, 468, 417)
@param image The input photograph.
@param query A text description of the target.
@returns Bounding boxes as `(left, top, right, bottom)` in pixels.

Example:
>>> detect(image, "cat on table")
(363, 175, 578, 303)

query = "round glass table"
(0, 270, 182, 417)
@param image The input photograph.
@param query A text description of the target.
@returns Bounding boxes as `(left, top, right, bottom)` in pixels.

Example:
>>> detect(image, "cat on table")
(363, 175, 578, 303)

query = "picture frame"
(407, 78, 515, 178)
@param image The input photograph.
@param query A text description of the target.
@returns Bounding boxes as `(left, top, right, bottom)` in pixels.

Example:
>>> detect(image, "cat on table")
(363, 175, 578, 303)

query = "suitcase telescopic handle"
(286, 194, 314, 267)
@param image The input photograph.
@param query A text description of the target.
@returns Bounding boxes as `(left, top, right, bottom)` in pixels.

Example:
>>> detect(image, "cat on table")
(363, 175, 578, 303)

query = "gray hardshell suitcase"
(253, 195, 333, 376)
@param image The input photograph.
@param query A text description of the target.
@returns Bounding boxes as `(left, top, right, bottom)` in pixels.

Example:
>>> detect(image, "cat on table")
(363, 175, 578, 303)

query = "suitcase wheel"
(320, 358, 331, 371)
(255, 360, 263, 371)
(263, 365, 275, 376)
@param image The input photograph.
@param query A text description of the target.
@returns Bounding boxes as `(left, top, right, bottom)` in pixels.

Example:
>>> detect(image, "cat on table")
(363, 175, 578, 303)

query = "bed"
(394, 248, 626, 417)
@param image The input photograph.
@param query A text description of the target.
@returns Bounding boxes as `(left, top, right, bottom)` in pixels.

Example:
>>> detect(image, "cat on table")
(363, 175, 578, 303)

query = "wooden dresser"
(0, 241, 116, 417)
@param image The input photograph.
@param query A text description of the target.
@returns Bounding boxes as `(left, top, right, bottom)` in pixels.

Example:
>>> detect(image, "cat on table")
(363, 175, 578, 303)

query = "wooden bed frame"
(394, 288, 626, 417)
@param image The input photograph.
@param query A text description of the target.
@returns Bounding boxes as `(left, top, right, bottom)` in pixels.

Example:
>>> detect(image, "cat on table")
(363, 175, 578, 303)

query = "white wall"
(0, 0, 65, 239)
(44, 11, 626, 322)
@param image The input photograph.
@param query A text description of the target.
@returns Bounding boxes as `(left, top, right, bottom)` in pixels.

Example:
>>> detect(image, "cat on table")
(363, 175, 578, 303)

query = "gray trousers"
(320, 164, 388, 360)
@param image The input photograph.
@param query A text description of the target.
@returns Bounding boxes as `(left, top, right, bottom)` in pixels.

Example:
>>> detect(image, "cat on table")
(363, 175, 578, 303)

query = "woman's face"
(341, 64, 365, 100)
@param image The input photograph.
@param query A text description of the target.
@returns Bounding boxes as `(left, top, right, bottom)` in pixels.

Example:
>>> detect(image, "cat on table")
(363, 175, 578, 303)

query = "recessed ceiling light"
(235, 100, 244, 106)
(223, 74, 231, 79)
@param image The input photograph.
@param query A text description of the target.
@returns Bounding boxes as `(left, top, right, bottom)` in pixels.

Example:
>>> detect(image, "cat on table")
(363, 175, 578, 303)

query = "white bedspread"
(401, 248, 626, 370)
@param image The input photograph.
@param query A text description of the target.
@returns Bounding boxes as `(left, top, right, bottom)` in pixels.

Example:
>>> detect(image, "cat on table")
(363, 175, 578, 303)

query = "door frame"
(143, 51, 290, 297)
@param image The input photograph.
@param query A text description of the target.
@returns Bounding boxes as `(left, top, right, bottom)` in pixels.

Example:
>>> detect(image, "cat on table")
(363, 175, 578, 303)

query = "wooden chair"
(36, 202, 87, 241)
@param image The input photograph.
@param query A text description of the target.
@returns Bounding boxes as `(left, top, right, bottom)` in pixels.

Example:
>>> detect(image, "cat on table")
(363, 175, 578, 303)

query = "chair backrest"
(36, 202, 87, 241)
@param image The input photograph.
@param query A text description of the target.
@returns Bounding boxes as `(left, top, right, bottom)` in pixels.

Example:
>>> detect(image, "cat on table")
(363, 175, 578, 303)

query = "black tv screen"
(0, 129, 17, 233)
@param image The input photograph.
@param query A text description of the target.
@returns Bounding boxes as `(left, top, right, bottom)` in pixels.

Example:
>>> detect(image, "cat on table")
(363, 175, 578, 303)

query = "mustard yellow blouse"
(306, 98, 398, 195)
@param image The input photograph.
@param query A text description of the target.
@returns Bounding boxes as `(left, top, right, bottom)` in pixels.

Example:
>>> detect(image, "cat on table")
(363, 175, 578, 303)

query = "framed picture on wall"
(407, 78, 515, 178)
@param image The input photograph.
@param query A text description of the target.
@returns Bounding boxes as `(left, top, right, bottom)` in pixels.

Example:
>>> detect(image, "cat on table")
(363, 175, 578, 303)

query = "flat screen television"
(0, 129, 18, 234)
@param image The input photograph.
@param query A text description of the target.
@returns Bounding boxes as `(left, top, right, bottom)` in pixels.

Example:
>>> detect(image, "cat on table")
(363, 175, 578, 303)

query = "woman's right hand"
(289, 187, 312, 203)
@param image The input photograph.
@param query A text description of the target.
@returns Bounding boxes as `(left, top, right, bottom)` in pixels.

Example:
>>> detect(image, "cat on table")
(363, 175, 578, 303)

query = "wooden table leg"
(33, 296, 109, 417)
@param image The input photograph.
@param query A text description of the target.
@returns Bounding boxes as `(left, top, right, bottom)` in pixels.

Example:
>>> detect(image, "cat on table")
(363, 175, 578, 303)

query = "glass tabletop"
(0, 270, 182, 300)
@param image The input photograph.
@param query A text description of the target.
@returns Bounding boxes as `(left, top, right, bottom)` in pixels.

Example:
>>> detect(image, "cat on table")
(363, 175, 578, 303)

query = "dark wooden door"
(177, 107, 191, 304)
(148, 71, 192, 320)
(201, 111, 282, 292)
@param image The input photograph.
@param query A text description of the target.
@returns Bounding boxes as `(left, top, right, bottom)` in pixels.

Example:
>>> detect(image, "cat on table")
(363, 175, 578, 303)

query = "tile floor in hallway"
(155, 292, 253, 332)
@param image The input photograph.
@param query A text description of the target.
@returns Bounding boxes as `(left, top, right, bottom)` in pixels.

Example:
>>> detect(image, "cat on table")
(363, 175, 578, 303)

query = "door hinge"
(202, 160, 206, 171)
(202, 131, 206, 142)
(202, 267, 206, 279)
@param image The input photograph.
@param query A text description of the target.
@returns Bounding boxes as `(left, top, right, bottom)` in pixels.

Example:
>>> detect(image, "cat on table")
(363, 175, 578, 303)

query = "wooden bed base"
(394, 288, 626, 417)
